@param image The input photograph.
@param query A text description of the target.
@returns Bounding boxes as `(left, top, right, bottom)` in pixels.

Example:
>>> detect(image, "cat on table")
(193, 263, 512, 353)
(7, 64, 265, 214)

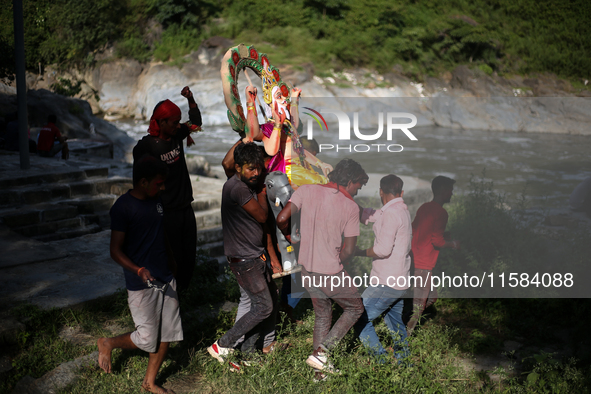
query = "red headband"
(148, 100, 182, 136)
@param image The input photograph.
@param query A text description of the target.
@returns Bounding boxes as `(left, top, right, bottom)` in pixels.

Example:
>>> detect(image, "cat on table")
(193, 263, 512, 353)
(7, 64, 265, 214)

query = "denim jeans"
(302, 267, 364, 351)
(406, 268, 438, 334)
(218, 258, 276, 352)
(233, 282, 277, 349)
(354, 285, 409, 363)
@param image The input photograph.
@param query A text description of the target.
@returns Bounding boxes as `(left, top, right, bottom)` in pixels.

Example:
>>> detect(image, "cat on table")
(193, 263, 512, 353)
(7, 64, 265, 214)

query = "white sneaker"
(229, 360, 243, 373)
(207, 340, 234, 363)
(306, 352, 340, 374)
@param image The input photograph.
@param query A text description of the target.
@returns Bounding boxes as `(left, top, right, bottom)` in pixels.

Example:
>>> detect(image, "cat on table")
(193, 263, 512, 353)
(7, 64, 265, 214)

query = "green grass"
(2, 181, 591, 393)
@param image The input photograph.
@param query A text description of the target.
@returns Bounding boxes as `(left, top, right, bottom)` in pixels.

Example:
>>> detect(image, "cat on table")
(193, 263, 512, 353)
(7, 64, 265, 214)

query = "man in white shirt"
(354, 174, 411, 363)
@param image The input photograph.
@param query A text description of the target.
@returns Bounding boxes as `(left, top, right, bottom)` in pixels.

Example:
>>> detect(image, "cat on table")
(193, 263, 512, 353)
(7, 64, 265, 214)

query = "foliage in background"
(0, 0, 128, 70)
(50, 77, 82, 97)
(39, 0, 127, 67)
(0, 33, 15, 82)
(147, 0, 218, 29)
(1, 0, 589, 81)
(437, 176, 548, 297)
(436, 174, 588, 300)
(152, 25, 201, 62)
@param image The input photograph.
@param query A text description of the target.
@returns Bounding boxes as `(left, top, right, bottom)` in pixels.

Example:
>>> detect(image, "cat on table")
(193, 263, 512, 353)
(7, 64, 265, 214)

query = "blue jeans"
(355, 285, 409, 363)
(281, 272, 306, 309)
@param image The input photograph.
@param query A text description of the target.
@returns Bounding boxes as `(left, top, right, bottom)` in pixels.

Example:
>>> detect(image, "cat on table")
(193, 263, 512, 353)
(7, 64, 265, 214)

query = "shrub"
(478, 64, 494, 75)
(438, 175, 551, 297)
(51, 77, 82, 97)
(115, 37, 151, 63)
(152, 25, 202, 62)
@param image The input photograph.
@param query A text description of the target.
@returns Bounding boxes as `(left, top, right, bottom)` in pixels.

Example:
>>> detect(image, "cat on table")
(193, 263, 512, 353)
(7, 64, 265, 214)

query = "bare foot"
(142, 382, 175, 394)
(97, 337, 112, 373)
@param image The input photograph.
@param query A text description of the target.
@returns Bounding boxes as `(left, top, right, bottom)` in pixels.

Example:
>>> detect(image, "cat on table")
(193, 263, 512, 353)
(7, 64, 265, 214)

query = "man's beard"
(240, 174, 259, 188)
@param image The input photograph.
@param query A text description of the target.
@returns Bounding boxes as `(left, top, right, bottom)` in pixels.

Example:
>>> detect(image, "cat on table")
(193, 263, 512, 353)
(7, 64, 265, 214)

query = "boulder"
(279, 63, 314, 87)
(450, 65, 510, 97)
(186, 154, 211, 176)
(94, 59, 144, 118)
(0, 89, 135, 161)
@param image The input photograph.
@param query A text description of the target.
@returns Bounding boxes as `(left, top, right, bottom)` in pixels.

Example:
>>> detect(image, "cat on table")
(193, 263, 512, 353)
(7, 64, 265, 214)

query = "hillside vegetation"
(1, 0, 589, 82)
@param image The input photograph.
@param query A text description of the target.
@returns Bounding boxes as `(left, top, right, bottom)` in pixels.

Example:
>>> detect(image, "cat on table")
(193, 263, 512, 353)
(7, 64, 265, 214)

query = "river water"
(114, 119, 590, 209)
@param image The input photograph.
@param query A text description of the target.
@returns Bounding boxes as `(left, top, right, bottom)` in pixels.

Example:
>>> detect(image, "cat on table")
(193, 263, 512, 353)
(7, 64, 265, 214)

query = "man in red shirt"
(406, 176, 460, 335)
(37, 114, 69, 159)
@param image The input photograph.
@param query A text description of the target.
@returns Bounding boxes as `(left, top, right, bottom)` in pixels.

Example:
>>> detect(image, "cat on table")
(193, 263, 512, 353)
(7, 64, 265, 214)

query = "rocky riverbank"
(2, 37, 590, 161)
(0, 88, 136, 162)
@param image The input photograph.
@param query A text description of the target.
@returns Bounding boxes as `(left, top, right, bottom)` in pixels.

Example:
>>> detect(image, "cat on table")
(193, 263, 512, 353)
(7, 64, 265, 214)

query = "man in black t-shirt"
(133, 86, 202, 294)
(207, 142, 278, 369)
(98, 156, 182, 394)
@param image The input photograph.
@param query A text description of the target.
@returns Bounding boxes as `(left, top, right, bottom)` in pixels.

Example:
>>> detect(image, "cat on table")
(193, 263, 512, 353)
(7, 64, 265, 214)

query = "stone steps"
(189, 174, 225, 254)
(195, 208, 222, 230)
(0, 177, 131, 208)
(1, 193, 121, 241)
(0, 165, 109, 189)
(81, 211, 111, 229)
(197, 240, 224, 260)
(193, 191, 224, 262)
(191, 194, 221, 212)
(0, 157, 226, 248)
(197, 225, 223, 244)
(0, 183, 72, 206)
(0, 204, 79, 228)
(33, 223, 103, 242)
(68, 138, 113, 158)
(16, 216, 85, 238)
(194, 209, 224, 260)
(59, 194, 119, 214)
(0, 161, 131, 242)
(191, 175, 223, 259)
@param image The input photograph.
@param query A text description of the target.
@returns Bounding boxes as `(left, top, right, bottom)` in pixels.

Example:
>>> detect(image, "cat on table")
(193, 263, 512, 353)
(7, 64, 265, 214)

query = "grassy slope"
(2, 179, 591, 393)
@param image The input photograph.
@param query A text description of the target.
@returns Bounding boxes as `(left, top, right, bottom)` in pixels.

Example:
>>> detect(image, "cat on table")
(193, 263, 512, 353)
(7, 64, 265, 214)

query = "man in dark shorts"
(207, 142, 279, 369)
(97, 156, 182, 394)
(133, 86, 202, 294)
(277, 159, 367, 376)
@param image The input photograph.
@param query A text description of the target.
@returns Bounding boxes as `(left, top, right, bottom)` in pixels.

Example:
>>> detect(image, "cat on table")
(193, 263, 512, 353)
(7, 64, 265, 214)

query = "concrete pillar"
(13, 0, 30, 169)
